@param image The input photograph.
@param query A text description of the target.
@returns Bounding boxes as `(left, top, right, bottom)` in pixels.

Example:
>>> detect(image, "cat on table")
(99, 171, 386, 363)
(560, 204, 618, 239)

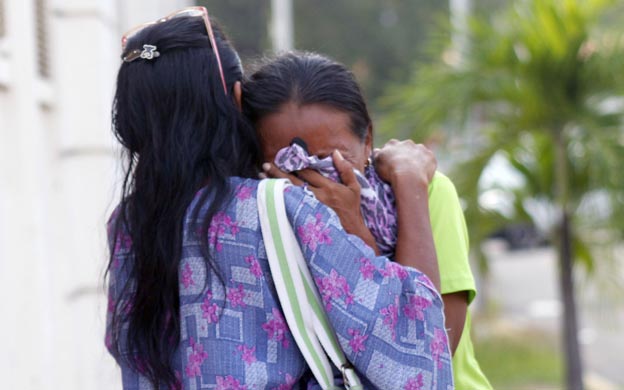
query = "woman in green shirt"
(244, 51, 492, 389)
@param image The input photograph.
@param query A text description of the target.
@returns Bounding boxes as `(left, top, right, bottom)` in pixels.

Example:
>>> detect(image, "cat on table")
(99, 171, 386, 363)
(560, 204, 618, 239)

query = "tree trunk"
(558, 211, 584, 390)
(554, 128, 584, 389)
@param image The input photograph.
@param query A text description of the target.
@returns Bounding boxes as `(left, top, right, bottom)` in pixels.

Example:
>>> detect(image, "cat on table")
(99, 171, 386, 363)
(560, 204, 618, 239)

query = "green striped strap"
(257, 179, 363, 390)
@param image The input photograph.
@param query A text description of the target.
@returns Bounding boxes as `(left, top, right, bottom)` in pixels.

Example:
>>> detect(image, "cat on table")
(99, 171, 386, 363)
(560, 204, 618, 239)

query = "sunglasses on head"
(121, 6, 228, 95)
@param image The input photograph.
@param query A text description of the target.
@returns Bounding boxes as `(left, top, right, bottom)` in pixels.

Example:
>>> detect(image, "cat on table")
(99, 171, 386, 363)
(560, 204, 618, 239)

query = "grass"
(473, 327, 563, 389)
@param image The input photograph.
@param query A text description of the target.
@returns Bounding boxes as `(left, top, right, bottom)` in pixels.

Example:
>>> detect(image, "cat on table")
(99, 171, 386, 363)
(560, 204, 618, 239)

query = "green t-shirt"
(429, 172, 492, 390)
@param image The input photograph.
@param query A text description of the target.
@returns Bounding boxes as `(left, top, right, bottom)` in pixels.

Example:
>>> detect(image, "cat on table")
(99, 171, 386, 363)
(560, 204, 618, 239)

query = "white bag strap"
(257, 179, 363, 390)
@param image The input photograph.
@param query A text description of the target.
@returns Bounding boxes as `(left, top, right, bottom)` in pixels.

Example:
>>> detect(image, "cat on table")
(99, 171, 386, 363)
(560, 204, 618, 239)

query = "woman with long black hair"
(106, 7, 453, 390)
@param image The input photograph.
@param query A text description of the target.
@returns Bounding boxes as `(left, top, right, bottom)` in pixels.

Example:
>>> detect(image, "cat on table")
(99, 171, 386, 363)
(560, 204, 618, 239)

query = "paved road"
(481, 241, 624, 388)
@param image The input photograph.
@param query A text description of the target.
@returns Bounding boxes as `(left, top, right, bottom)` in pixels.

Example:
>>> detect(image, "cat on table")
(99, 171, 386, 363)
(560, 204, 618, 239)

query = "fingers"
(261, 162, 339, 193)
(286, 170, 330, 204)
(261, 162, 304, 186)
(372, 139, 438, 185)
(296, 168, 334, 189)
(332, 150, 360, 193)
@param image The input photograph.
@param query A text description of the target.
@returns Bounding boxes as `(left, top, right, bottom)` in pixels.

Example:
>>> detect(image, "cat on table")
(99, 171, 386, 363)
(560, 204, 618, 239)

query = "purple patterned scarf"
(274, 142, 397, 256)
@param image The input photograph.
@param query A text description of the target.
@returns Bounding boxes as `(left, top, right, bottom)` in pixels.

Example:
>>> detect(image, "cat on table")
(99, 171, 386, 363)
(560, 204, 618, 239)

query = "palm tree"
(379, 0, 624, 388)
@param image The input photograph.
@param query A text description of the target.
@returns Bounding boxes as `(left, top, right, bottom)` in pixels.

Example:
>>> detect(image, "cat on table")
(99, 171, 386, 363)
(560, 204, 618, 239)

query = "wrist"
(390, 170, 429, 192)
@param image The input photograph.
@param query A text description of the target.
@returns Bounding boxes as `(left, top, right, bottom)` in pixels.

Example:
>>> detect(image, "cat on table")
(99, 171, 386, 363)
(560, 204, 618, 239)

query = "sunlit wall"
(0, 0, 190, 389)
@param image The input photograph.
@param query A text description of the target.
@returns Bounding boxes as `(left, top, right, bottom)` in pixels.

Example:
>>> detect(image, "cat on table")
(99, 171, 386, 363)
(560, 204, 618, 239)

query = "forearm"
(393, 176, 440, 291)
(286, 186, 452, 387)
(442, 291, 468, 354)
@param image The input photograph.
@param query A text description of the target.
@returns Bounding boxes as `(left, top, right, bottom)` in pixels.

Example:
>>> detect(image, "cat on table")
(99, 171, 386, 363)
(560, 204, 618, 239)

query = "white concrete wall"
(0, 0, 190, 389)
(1, 1, 53, 388)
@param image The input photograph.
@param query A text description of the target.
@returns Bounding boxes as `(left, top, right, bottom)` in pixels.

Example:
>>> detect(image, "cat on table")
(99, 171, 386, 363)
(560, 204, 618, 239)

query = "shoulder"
(427, 172, 476, 298)
(106, 202, 125, 237)
(428, 171, 460, 202)
(283, 182, 317, 210)
(427, 171, 466, 238)
(230, 177, 260, 203)
(106, 202, 130, 256)
(428, 171, 464, 224)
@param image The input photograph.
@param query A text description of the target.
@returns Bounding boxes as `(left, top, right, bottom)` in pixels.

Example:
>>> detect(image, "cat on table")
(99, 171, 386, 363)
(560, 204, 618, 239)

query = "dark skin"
(258, 103, 380, 253)
(252, 99, 467, 354)
(443, 291, 469, 353)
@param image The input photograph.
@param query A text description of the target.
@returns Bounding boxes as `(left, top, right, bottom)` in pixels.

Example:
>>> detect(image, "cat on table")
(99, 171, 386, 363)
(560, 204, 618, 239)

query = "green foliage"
(293, 0, 447, 101)
(199, 0, 271, 63)
(379, 0, 624, 272)
(199, 0, 448, 104)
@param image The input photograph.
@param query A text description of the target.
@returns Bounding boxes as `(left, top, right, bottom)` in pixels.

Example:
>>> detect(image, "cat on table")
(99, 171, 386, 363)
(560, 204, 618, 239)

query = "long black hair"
(107, 15, 260, 388)
(243, 51, 372, 141)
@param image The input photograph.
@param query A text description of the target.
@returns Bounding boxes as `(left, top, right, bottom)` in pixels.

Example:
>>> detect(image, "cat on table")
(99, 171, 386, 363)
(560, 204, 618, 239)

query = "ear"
(233, 81, 243, 112)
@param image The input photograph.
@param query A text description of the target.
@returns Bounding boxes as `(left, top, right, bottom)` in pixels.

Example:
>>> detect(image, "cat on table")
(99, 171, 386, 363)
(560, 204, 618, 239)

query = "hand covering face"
(274, 139, 397, 256)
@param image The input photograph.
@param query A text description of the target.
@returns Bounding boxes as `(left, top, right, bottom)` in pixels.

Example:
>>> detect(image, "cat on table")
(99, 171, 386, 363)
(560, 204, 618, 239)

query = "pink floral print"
(227, 284, 247, 308)
(245, 255, 263, 279)
(403, 295, 432, 321)
(315, 269, 354, 311)
(236, 345, 257, 365)
(106, 177, 454, 388)
(181, 262, 195, 288)
(358, 258, 377, 280)
(430, 328, 448, 369)
(380, 261, 409, 280)
(404, 373, 424, 390)
(236, 184, 253, 200)
(216, 375, 247, 390)
(185, 337, 208, 378)
(380, 297, 399, 340)
(348, 328, 368, 354)
(417, 274, 435, 290)
(273, 373, 297, 390)
(262, 308, 290, 348)
(208, 212, 240, 252)
(201, 290, 219, 323)
(297, 213, 332, 250)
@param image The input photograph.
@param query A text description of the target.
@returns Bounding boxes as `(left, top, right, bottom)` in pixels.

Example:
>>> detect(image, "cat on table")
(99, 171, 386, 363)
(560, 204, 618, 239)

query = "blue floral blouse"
(106, 177, 454, 389)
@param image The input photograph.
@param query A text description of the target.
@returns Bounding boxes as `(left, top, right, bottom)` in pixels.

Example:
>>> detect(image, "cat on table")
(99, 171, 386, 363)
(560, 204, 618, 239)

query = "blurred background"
(1, 0, 622, 389)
